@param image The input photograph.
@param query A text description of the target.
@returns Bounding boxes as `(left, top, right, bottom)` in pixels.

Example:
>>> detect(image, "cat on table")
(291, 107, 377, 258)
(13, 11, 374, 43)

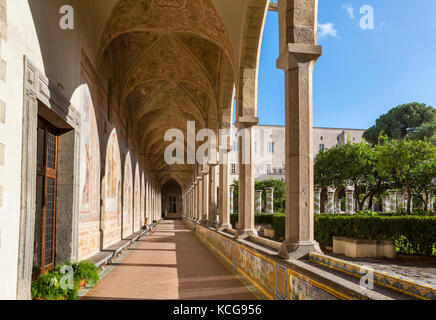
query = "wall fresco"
(78, 83, 101, 260)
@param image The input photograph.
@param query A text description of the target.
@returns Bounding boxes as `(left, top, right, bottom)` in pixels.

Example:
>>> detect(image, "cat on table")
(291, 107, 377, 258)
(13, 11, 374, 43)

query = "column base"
(236, 229, 258, 239)
(278, 240, 323, 260)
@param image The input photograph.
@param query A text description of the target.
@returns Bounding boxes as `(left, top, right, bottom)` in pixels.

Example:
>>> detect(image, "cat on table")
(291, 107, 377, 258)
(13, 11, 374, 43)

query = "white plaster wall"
(0, 0, 107, 299)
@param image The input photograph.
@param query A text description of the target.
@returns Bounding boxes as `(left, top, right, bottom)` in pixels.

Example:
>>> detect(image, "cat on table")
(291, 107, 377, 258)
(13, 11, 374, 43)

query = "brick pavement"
(82, 220, 257, 300)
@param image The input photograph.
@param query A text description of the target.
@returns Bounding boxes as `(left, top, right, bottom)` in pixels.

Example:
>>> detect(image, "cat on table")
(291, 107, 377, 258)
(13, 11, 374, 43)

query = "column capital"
(277, 43, 322, 70)
(237, 116, 259, 128)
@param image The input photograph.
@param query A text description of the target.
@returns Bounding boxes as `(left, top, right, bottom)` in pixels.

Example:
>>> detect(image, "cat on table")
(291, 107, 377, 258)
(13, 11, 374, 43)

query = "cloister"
(0, 0, 434, 301)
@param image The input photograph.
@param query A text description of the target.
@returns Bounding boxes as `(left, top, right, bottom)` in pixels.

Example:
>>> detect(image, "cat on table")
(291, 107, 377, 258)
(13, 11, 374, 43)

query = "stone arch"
(98, 0, 237, 190)
(78, 84, 102, 260)
(102, 129, 122, 248)
(236, 0, 269, 119)
(123, 152, 134, 238)
(134, 162, 141, 232)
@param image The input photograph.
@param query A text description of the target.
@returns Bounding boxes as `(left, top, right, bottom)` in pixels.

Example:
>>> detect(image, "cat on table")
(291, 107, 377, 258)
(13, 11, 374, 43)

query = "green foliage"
(314, 142, 385, 210)
(375, 137, 436, 212)
(255, 180, 286, 212)
(230, 213, 275, 229)
(31, 271, 78, 300)
(313, 215, 436, 256)
(56, 260, 100, 287)
(232, 179, 286, 212)
(363, 102, 436, 145)
(32, 261, 100, 300)
(272, 214, 286, 239)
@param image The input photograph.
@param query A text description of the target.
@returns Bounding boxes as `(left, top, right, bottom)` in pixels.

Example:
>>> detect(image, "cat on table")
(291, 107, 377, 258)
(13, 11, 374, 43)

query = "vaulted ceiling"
(99, 0, 236, 188)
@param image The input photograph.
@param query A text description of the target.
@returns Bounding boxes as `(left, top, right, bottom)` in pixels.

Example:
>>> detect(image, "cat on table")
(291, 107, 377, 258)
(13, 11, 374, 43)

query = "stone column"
(209, 164, 218, 226)
(429, 191, 434, 213)
(265, 187, 274, 214)
(193, 182, 198, 220)
(388, 190, 397, 212)
(397, 192, 405, 211)
(202, 168, 209, 224)
(255, 190, 263, 213)
(314, 187, 321, 215)
(230, 185, 235, 215)
(219, 161, 231, 229)
(335, 199, 341, 214)
(277, 0, 323, 259)
(382, 195, 389, 213)
(197, 177, 203, 221)
(237, 119, 258, 237)
(345, 187, 354, 215)
(327, 188, 335, 214)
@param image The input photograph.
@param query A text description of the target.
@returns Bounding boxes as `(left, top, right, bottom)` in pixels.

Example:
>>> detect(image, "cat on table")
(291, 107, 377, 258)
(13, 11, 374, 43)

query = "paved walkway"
(82, 220, 257, 300)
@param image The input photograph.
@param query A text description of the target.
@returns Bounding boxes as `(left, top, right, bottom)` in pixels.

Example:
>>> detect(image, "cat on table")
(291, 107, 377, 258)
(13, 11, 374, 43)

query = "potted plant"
(71, 261, 100, 289)
(31, 271, 79, 300)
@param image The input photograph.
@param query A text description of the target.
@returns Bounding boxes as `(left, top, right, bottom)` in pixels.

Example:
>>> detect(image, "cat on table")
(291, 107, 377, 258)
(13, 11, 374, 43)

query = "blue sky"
(254, 0, 436, 129)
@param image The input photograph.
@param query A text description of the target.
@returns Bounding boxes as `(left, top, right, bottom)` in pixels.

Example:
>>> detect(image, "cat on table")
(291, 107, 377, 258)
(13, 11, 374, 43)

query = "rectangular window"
(319, 144, 325, 152)
(266, 164, 271, 174)
(231, 164, 237, 174)
(268, 142, 274, 153)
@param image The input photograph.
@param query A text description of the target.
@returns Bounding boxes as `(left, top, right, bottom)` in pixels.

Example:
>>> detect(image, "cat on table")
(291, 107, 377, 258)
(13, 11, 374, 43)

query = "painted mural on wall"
(141, 173, 145, 226)
(78, 83, 101, 260)
(123, 153, 133, 237)
(288, 270, 340, 300)
(134, 164, 141, 232)
(237, 246, 275, 297)
(103, 129, 122, 248)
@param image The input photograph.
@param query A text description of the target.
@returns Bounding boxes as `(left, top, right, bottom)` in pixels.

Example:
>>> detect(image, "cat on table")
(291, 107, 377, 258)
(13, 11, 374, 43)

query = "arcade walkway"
(82, 220, 257, 300)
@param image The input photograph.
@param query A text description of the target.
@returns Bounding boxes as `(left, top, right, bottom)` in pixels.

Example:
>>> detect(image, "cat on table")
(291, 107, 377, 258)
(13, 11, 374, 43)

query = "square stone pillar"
(255, 190, 263, 213)
(277, 0, 322, 259)
(219, 163, 231, 229)
(237, 119, 258, 237)
(202, 168, 209, 224)
(197, 176, 203, 221)
(209, 164, 218, 226)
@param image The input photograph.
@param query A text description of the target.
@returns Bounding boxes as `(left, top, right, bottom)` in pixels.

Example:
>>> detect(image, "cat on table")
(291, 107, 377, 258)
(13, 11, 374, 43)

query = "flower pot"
(78, 279, 86, 290)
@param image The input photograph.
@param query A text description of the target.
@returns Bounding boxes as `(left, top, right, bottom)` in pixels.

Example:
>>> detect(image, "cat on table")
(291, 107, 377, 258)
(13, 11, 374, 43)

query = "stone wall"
(184, 218, 358, 300)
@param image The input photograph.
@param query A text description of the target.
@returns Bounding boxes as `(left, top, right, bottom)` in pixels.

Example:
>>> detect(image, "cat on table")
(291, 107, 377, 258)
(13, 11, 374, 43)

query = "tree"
(363, 103, 436, 145)
(375, 137, 436, 213)
(255, 179, 285, 212)
(314, 142, 384, 210)
(231, 179, 285, 213)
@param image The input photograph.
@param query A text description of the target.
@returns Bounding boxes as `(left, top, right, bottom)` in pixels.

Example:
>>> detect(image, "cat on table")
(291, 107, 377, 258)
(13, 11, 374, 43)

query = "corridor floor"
(82, 220, 257, 300)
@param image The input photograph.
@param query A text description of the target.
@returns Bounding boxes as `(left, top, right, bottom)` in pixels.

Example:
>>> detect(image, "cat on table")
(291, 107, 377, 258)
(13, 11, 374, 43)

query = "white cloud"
(318, 22, 338, 39)
(342, 4, 355, 19)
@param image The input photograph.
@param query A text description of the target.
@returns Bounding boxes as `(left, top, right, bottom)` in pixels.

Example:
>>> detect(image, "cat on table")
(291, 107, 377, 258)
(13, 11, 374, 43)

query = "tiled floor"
(82, 220, 257, 300)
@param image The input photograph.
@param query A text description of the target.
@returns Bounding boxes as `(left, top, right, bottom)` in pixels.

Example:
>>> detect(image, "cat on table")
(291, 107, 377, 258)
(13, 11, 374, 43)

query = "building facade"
(229, 125, 365, 183)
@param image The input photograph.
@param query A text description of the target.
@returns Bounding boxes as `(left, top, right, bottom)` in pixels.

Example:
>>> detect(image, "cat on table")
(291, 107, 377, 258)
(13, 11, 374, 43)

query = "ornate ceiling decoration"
(99, 0, 236, 188)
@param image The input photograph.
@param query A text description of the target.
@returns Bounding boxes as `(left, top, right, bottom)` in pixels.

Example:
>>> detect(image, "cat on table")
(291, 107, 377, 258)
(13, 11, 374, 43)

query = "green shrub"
(314, 215, 436, 256)
(230, 213, 275, 228)
(31, 271, 78, 300)
(272, 214, 286, 239)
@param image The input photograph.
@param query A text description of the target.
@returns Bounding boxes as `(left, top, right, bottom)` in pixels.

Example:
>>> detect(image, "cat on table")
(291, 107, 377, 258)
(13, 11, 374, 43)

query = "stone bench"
(333, 236, 396, 258)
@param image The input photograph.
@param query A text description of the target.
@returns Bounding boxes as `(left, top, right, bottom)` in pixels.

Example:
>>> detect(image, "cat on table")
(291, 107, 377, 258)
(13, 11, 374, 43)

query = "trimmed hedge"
(271, 214, 436, 256)
(230, 213, 274, 229)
